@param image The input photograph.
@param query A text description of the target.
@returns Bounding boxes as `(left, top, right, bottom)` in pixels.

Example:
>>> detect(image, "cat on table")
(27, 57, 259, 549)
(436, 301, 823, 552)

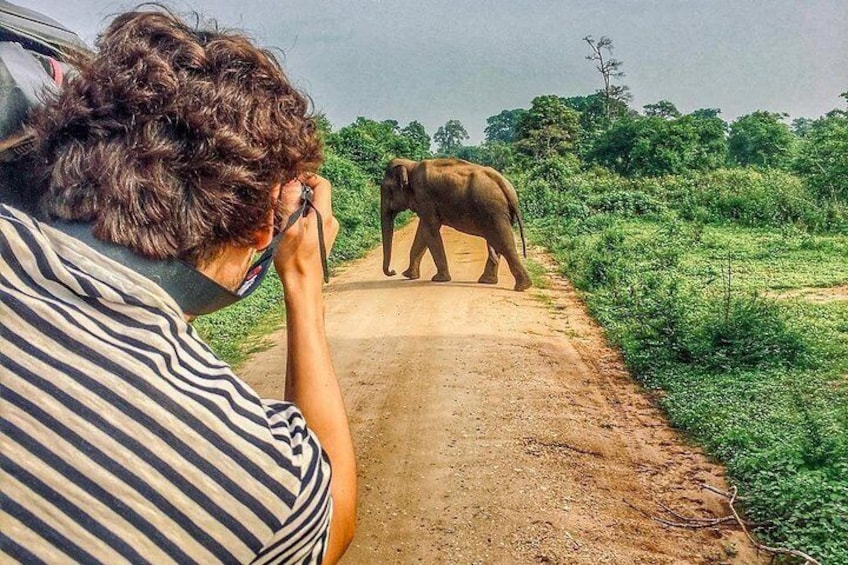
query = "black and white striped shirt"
(0, 205, 332, 564)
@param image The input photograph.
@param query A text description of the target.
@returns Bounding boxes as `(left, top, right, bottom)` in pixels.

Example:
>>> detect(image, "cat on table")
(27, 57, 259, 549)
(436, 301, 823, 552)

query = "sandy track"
(241, 220, 766, 564)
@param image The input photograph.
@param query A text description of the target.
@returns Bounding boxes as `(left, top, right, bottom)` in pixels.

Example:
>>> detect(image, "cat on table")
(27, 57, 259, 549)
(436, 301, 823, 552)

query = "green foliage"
(728, 111, 795, 169)
(692, 294, 806, 371)
(664, 168, 829, 229)
(643, 99, 681, 119)
(690, 108, 722, 120)
(326, 117, 431, 182)
(563, 92, 632, 138)
(314, 113, 333, 139)
(484, 108, 527, 143)
(476, 140, 521, 171)
(527, 176, 848, 560)
(400, 120, 432, 160)
(589, 114, 728, 176)
(319, 153, 381, 261)
(434, 119, 469, 155)
(527, 155, 582, 186)
(791, 117, 815, 138)
(514, 95, 582, 160)
(793, 113, 848, 199)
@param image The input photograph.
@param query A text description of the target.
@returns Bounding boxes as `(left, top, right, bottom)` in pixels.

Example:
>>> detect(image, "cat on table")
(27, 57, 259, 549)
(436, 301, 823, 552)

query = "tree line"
(321, 35, 847, 203)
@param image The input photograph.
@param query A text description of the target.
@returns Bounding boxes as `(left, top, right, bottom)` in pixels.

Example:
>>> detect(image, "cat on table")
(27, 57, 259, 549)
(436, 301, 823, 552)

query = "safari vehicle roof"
(0, 0, 88, 57)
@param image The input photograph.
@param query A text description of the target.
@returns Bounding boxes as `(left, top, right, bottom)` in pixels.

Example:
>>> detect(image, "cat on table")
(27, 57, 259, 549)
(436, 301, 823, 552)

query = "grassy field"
(530, 214, 848, 562)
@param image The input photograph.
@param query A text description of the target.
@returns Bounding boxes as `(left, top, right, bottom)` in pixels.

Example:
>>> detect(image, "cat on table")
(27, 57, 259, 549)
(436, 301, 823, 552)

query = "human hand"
(273, 173, 339, 294)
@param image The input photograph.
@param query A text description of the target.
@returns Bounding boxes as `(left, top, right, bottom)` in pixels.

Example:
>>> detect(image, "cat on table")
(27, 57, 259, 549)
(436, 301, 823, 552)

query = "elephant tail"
(500, 175, 527, 259)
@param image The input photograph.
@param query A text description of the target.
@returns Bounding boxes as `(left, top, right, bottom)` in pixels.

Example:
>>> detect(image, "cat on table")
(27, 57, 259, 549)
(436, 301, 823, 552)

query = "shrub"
(665, 168, 821, 228)
(794, 114, 848, 200)
(692, 295, 807, 371)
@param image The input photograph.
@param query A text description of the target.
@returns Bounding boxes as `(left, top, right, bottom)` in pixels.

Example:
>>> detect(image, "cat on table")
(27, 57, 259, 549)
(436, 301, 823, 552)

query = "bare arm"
(274, 174, 356, 564)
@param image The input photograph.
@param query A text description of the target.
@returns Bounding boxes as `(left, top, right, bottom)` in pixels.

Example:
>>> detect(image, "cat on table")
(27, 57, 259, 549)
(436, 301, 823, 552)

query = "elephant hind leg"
(478, 243, 499, 284)
(492, 223, 532, 291)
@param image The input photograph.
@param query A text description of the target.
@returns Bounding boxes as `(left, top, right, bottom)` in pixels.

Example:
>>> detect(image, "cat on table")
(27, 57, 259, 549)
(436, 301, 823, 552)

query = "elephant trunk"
(381, 209, 397, 276)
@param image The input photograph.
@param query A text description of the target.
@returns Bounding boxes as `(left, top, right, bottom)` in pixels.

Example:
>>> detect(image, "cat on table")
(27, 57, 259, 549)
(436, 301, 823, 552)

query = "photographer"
(0, 8, 355, 565)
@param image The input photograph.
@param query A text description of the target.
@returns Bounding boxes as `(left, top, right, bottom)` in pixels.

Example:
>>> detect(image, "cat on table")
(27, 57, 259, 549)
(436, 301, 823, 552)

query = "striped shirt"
(0, 204, 332, 564)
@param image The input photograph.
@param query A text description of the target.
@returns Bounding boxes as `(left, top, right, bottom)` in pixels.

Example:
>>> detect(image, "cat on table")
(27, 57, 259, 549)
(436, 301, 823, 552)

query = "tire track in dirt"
(240, 220, 767, 564)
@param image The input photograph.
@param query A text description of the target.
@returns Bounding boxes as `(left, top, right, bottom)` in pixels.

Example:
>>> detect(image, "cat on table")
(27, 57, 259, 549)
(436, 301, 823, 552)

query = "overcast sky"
(27, 0, 848, 143)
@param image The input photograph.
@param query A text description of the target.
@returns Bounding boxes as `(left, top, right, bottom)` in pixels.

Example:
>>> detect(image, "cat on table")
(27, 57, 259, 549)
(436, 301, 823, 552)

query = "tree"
(589, 113, 727, 176)
(562, 92, 634, 158)
(791, 117, 815, 138)
(690, 108, 722, 120)
(434, 119, 469, 155)
(484, 108, 528, 143)
(455, 141, 519, 171)
(513, 95, 582, 160)
(583, 35, 632, 124)
(643, 100, 681, 119)
(794, 94, 848, 198)
(564, 92, 632, 136)
(728, 111, 794, 168)
(400, 121, 432, 160)
(327, 117, 429, 181)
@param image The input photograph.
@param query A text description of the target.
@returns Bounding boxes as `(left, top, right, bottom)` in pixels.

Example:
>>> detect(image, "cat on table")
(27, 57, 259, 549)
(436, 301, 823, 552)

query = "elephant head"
(380, 159, 412, 276)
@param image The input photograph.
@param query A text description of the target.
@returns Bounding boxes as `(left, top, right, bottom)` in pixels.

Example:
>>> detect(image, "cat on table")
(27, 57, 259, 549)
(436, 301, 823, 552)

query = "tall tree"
(794, 93, 848, 198)
(643, 100, 681, 119)
(434, 119, 469, 155)
(791, 117, 815, 138)
(563, 92, 631, 136)
(513, 95, 582, 160)
(484, 108, 528, 143)
(583, 35, 631, 124)
(400, 121, 432, 160)
(728, 111, 794, 168)
(690, 108, 722, 120)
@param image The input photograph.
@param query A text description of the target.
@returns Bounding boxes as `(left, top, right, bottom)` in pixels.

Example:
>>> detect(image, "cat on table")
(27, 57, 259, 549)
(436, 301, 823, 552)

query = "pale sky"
(26, 0, 848, 143)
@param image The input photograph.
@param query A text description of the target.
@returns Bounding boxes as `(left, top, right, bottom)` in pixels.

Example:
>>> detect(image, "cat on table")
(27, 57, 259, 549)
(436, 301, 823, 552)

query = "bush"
(692, 295, 807, 371)
(794, 113, 848, 200)
(513, 174, 589, 221)
(664, 168, 824, 228)
(527, 155, 582, 186)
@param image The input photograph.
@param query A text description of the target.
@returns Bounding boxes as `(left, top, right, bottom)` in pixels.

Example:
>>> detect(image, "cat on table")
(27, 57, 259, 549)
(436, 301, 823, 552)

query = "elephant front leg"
(478, 243, 500, 284)
(403, 223, 428, 280)
(422, 221, 451, 282)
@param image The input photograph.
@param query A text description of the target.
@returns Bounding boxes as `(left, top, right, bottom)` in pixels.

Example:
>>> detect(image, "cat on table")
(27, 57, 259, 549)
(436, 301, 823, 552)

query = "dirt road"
(241, 221, 766, 564)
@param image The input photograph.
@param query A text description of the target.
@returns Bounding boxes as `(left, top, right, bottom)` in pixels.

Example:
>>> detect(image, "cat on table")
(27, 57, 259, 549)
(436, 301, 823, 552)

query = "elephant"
(380, 158, 532, 291)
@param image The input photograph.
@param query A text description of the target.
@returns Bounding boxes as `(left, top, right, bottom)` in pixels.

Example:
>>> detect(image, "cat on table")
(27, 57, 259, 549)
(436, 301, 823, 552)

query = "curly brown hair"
(27, 8, 322, 266)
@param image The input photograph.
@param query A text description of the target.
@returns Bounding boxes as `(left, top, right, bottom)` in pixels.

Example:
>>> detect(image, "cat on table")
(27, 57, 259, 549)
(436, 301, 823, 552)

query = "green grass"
(529, 215, 848, 563)
(525, 258, 552, 289)
(192, 271, 285, 369)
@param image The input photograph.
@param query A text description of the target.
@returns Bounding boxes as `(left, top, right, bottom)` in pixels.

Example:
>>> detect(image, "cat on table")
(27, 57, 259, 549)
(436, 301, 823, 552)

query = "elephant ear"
(393, 164, 409, 191)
